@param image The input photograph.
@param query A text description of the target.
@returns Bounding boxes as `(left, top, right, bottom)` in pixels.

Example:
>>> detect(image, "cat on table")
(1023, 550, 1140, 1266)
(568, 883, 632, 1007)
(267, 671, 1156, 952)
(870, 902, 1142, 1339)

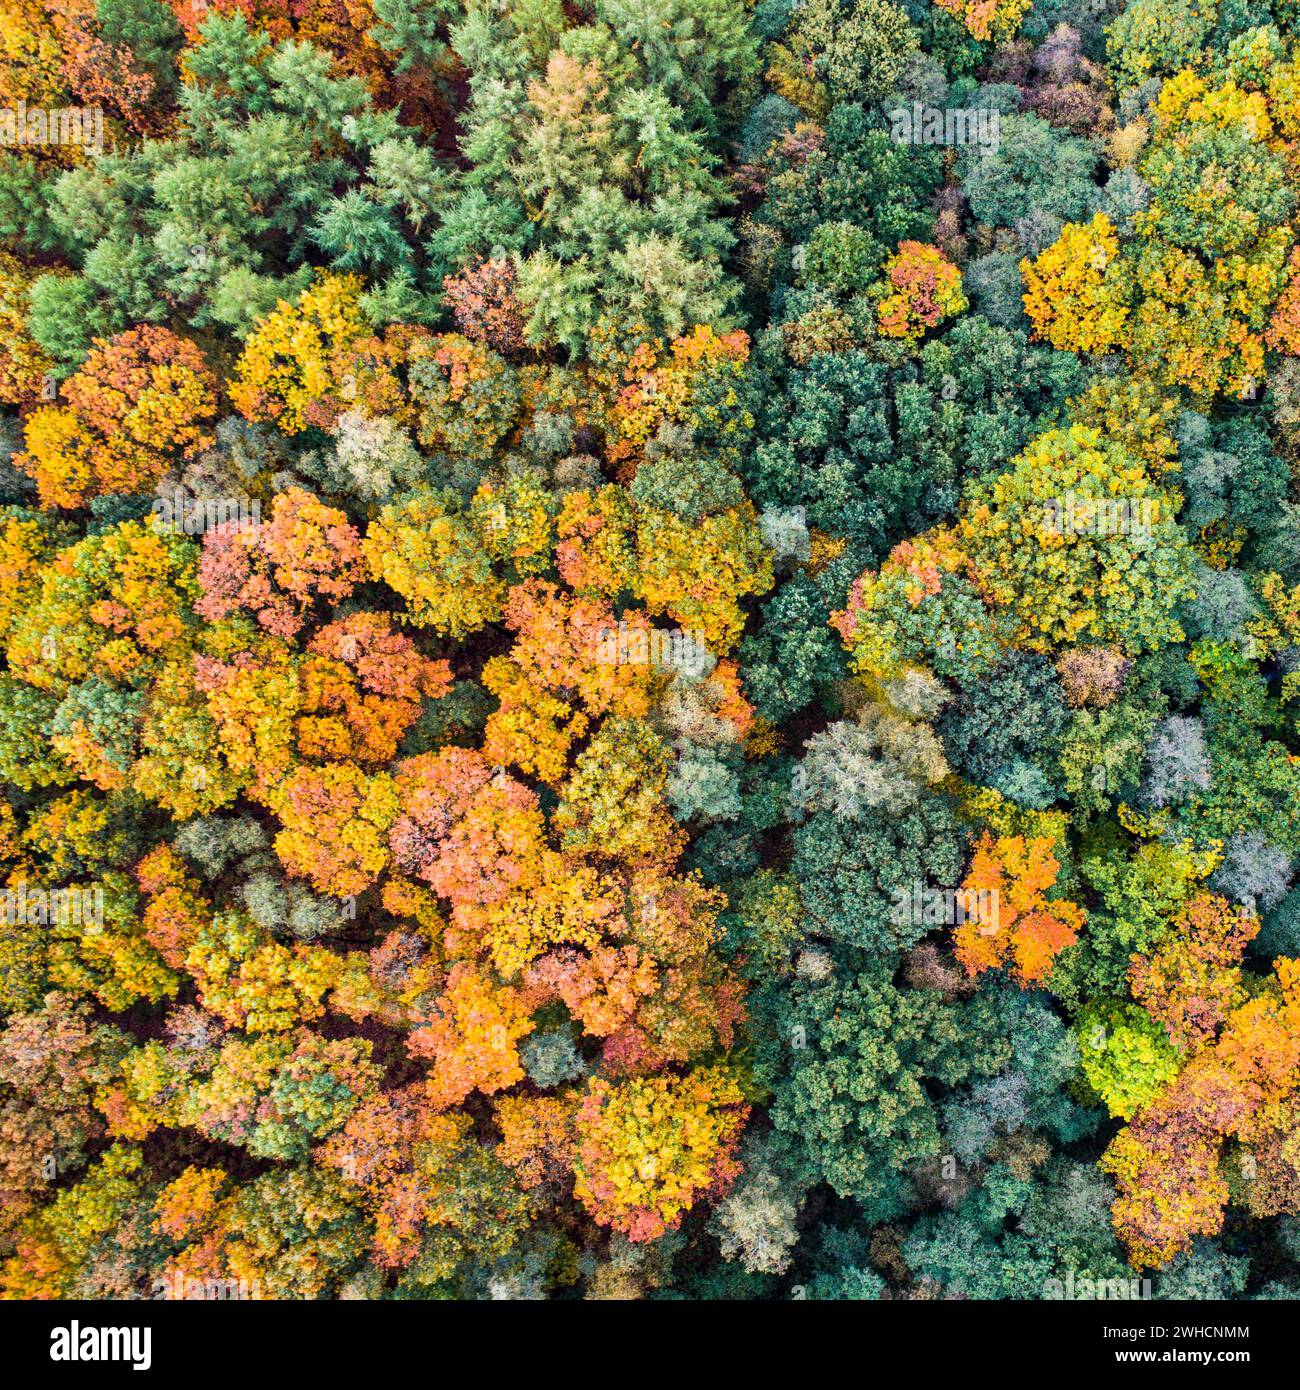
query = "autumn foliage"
(5, 0, 1300, 1313)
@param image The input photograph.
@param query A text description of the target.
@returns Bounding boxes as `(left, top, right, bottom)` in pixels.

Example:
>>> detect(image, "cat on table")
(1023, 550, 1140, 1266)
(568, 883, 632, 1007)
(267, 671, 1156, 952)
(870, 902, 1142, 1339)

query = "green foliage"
(791, 797, 966, 953)
(754, 968, 1010, 1208)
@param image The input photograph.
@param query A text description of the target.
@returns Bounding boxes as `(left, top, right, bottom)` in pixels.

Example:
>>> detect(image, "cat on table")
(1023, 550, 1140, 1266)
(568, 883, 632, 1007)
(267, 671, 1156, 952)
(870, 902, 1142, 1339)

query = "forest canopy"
(1, 0, 1300, 1306)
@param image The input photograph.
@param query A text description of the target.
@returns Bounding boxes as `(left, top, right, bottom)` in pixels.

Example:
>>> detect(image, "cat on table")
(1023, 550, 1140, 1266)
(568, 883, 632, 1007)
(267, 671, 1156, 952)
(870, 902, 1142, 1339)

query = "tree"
(230, 274, 369, 434)
(363, 488, 505, 638)
(1128, 893, 1258, 1053)
(184, 910, 343, 1033)
(710, 1142, 801, 1275)
(754, 968, 1010, 1210)
(958, 423, 1196, 655)
(832, 528, 1006, 685)
(792, 796, 966, 954)
(19, 327, 218, 507)
(1101, 960, 1300, 1268)
(953, 833, 1085, 987)
(181, 1028, 380, 1160)
(1076, 1001, 1182, 1120)
(197, 488, 364, 638)
(410, 963, 534, 1110)
(572, 1066, 749, 1241)
(0, 993, 127, 1238)
(319, 1085, 530, 1282)
(0, 254, 57, 408)
(934, 0, 1030, 43)
(774, 0, 917, 112)
(955, 111, 1099, 240)
(938, 650, 1068, 801)
(1020, 212, 1130, 355)
(268, 762, 398, 897)
(875, 241, 967, 342)
(794, 705, 949, 818)
(1023, 63, 1300, 401)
